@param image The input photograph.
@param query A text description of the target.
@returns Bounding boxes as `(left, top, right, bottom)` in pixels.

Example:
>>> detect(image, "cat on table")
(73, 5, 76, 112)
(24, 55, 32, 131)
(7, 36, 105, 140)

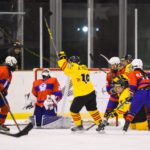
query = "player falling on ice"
(58, 51, 103, 132)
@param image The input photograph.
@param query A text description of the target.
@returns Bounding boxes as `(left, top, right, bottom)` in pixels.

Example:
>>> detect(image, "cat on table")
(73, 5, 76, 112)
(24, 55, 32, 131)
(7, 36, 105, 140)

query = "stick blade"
(0, 122, 33, 137)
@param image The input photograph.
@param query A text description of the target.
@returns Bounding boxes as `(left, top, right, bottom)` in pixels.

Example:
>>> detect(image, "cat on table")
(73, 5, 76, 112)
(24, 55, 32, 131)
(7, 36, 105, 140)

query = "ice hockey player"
(25, 69, 62, 127)
(98, 73, 147, 131)
(58, 51, 102, 132)
(123, 59, 150, 132)
(0, 56, 17, 131)
(97, 74, 130, 131)
(102, 57, 122, 123)
(120, 54, 133, 75)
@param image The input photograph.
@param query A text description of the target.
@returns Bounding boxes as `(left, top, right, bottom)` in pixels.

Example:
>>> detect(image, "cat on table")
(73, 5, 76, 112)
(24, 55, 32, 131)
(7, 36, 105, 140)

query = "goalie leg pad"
(41, 116, 71, 129)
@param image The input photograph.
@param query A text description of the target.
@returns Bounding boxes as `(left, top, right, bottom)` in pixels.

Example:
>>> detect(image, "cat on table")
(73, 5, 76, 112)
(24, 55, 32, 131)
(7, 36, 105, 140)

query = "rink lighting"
(82, 26, 88, 32)
(96, 27, 100, 32)
(76, 26, 100, 32)
(77, 28, 80, 31)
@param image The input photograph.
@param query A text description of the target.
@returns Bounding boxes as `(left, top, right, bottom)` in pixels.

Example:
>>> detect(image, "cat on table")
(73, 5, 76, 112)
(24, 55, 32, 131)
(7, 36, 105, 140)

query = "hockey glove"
(23, 92, 36, 109)
(58, 51, 67, 60)
(44, 95, 57, 110)
(1, 89, 7, 97)
(108, 111, 117, 118)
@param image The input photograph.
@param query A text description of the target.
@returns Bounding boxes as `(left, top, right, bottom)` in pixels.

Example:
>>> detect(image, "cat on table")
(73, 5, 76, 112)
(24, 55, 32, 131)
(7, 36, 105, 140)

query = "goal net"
(34, 68, 110, 122)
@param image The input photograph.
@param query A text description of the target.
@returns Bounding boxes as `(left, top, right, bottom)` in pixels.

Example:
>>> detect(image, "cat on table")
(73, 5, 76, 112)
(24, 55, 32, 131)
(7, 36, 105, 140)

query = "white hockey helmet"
(42, 69, 51, 79)
(109, 57, 120, 65)
(131, 59, 143, 69)
(5, 56, 17, 66)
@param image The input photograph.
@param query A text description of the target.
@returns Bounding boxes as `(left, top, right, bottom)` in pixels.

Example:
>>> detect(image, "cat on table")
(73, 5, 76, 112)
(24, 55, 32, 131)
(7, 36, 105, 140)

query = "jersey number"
(81, 74, 89, 84)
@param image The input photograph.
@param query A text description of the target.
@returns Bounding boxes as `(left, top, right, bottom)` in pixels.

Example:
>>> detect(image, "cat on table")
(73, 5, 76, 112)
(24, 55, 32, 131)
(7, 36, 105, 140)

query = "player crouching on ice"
(58, 51, 103, 132)
(97, 74, 148, 131)
(25, 69, 67, 128)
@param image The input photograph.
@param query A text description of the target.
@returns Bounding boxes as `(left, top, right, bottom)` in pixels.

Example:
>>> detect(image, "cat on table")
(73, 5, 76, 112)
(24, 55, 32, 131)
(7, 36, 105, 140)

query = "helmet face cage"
(109, 57, 120, 71)
(113, 77, 128, 88)
(69, 56, 80, 64)
(42, 69, 50, 80)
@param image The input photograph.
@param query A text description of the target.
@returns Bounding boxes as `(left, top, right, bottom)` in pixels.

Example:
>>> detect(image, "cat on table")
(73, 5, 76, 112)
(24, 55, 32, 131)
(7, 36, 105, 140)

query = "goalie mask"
(5, 56, 17, 71)
(42, 69, 51, 80)
(69, 56, 80, 64)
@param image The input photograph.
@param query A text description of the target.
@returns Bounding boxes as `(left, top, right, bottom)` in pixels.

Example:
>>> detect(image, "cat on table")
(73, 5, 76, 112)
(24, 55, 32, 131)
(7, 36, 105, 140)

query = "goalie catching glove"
(44, 95, 57, 110)
(24, 92, 36, 110)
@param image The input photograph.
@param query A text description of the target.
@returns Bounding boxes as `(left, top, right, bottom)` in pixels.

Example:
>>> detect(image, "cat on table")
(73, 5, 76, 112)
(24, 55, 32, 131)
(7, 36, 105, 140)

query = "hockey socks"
(88, 110, 102, 125)
(70, 112, 82, 126)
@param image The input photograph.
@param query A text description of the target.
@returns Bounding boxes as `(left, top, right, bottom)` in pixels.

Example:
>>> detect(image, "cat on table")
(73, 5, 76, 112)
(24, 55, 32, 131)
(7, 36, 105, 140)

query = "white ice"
(0, 120, 150, 150)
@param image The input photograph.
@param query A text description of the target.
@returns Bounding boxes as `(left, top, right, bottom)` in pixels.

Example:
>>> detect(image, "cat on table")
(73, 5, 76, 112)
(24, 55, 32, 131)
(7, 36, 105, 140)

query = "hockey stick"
(85, 123, 96, 131)
(97, 97, 132, 131)
(0, 92, 21, 132)
(0, 122, 33, 137)
(44, 15, 59, 58)
(44, 13, 73, 118)
(0, 92, 33, 137)
(99, 54, 110, 64)
(89, 53, 107, 74)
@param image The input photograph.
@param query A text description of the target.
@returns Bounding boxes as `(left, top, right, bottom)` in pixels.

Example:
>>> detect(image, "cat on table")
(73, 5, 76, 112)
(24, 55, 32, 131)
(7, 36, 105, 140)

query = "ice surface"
(0, 120, 150, 150)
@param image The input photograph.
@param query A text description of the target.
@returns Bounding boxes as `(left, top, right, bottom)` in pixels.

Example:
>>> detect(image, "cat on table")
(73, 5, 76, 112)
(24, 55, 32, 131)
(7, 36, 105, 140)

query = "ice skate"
(71, 125, 84, 132)
(0, 124, 10, 132)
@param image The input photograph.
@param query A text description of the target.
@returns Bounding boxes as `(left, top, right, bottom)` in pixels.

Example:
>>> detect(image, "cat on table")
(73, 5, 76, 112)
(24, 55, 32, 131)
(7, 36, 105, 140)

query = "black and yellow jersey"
(115, 87, 131, 115)
(125, 64, 132, 74)
(58, 58, 94, 97)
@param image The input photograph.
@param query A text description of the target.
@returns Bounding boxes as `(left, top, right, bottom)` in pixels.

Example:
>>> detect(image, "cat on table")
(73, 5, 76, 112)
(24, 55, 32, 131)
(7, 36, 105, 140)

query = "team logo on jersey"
(39, 83, 47, 91)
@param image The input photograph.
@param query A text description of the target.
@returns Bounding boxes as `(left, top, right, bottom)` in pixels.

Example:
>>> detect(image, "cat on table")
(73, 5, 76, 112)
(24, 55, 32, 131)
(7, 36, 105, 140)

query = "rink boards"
(6, 69, 109, 119)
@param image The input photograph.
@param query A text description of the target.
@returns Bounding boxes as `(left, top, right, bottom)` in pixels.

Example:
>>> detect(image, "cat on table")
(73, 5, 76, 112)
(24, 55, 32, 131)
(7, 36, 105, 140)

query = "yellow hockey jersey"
(125, 64, 132, 74)
(58, 59, 94, 97)
(114, 87, 131, 115)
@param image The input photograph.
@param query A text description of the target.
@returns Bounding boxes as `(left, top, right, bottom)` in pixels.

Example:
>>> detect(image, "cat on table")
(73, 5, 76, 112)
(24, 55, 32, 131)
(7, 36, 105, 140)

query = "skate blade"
(97, 130, 105, 134)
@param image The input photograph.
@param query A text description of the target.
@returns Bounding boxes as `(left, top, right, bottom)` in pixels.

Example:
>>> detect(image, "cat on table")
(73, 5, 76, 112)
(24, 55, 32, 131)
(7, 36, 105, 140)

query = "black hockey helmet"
(69, 56, 80, 64)
(121, 54, 133, 63)
(13, 40, 22, 49)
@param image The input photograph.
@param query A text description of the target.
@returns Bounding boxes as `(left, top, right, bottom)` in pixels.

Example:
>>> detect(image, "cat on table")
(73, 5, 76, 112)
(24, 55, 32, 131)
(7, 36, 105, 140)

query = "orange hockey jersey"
(128, 70, 150, 92)
(32, 77, 62, 107)
(0, 66, 12, 94)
